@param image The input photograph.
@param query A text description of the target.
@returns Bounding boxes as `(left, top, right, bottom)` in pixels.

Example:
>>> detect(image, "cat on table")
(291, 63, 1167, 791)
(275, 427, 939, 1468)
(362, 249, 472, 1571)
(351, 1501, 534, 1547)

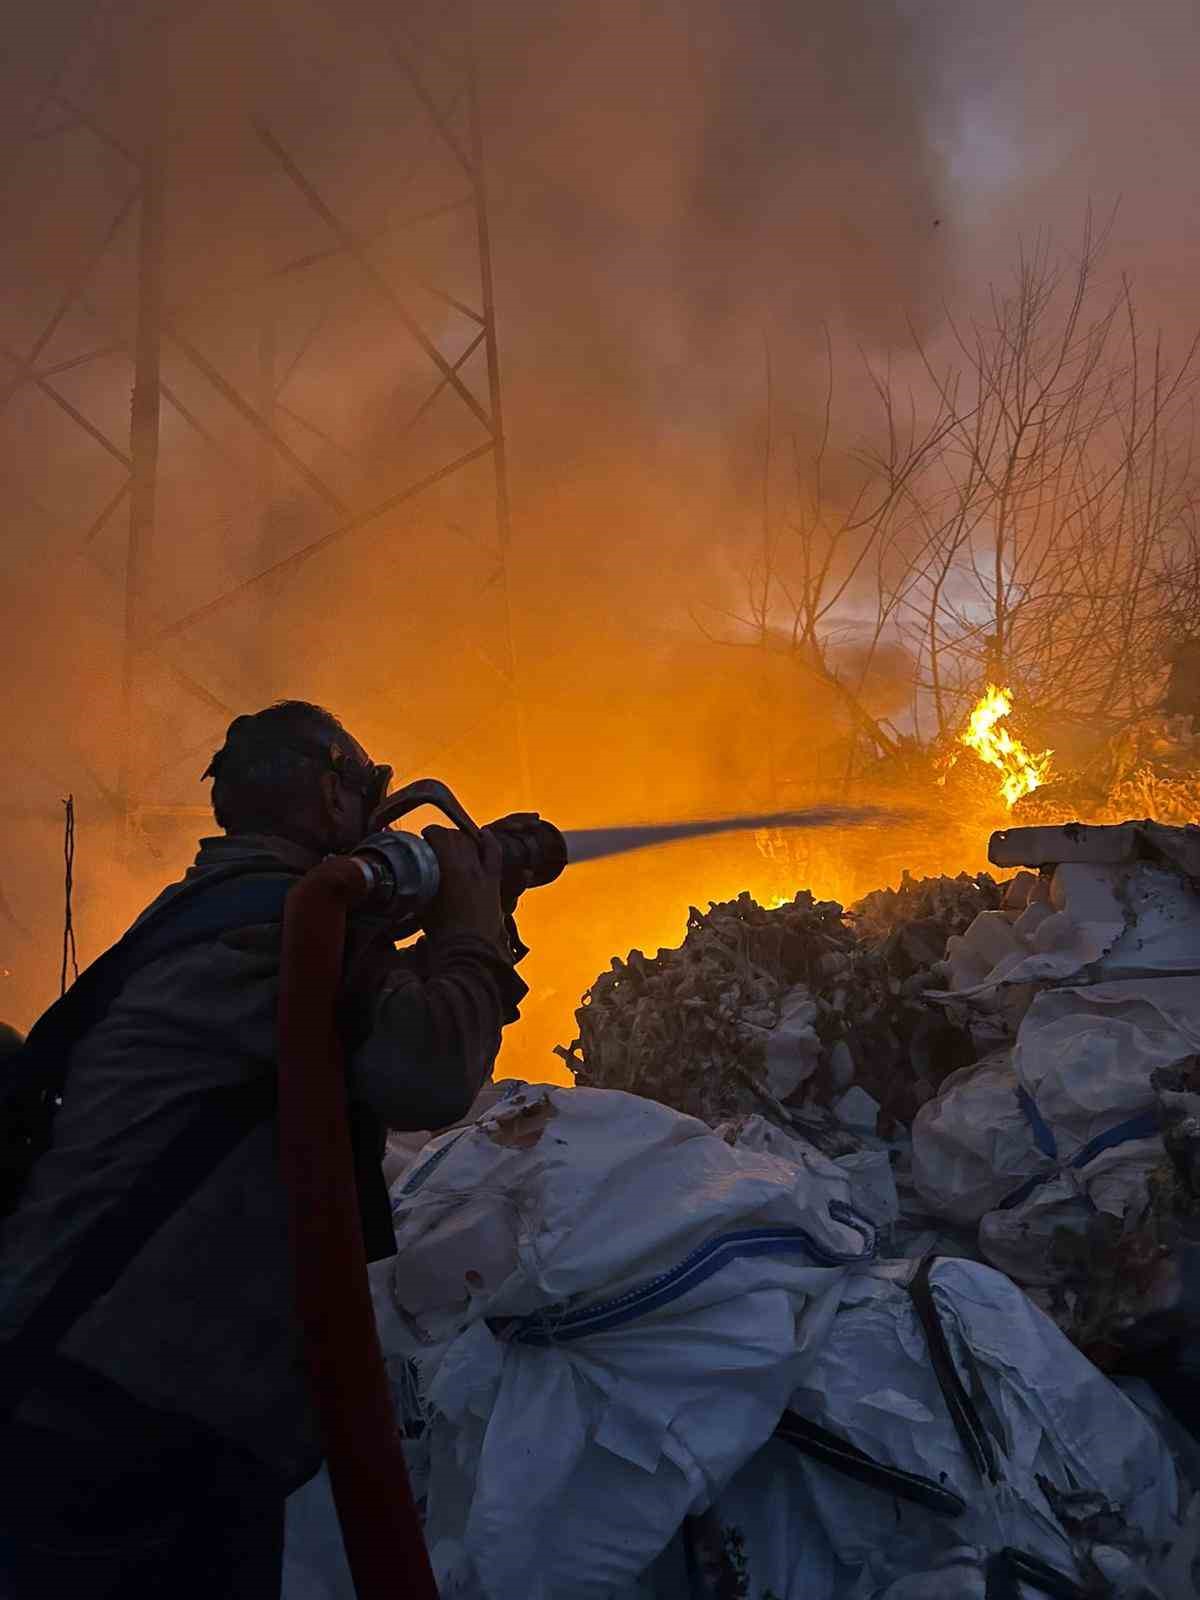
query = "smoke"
(0, 0, 963, 1073)
(477, 0, 949, 591)
(925, 0, 1200, 348)
(13, 2, 1194, 1076)
(479, 0, 945, 343)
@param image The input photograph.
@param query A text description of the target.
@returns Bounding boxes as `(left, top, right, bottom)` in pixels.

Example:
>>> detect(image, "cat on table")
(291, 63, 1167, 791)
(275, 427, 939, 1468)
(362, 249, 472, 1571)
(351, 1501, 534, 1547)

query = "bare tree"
(900, 218, 1200, 738)
(696, 328, 958, 775)
(718, 221, 1200, 761)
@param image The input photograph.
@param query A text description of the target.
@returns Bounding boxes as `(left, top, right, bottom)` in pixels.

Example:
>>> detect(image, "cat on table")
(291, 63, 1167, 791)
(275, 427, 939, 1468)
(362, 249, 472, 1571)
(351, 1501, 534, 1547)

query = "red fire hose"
(277, 856, 439, 1600)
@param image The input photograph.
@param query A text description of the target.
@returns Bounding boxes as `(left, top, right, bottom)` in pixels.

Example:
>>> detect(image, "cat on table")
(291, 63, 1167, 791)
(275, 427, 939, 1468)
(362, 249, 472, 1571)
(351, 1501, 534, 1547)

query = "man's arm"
(345, 823, 527, 1131)
(348, 932, 526, 1131)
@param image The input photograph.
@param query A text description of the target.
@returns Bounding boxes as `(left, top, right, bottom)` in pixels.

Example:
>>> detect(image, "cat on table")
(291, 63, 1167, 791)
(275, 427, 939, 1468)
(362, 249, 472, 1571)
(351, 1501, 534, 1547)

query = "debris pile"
(559, 822, 1200, 1364)
(910, 824, 1200, 1351)
(557, 891, 864, 1138)
(848, 868, 1004, 947)
(555, 881, 990, 1139)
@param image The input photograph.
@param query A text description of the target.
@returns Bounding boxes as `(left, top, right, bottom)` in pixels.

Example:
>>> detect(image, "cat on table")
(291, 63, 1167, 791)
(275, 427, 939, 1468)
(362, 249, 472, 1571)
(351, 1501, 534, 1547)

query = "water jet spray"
(356, 779, 902, 936)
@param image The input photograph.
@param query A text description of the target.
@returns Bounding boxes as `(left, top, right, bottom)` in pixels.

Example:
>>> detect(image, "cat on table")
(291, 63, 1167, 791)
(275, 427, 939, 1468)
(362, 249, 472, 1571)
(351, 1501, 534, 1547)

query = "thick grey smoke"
(12, 0, 1195, 1074)
(925, 0, 1200, 348)
(0, 3, 948, 782)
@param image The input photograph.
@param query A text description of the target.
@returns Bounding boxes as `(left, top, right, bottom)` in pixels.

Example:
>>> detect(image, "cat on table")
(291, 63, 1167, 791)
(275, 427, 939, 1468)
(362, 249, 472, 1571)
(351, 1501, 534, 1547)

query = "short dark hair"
(204, 701, 357, 836)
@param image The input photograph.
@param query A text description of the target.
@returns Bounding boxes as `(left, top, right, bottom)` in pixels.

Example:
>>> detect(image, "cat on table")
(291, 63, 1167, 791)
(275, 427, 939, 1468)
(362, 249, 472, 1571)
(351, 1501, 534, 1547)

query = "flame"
(959, 684, 1053, 808)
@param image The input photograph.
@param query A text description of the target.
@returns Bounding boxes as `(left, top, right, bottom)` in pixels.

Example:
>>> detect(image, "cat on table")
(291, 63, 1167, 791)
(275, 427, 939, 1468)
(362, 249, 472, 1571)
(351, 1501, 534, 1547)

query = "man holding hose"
(0, 699, 528, 1598)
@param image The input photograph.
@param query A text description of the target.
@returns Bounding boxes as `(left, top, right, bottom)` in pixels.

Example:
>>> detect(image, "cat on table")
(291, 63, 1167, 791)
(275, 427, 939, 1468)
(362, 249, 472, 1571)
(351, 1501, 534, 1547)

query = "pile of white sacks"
(285, 1076, 1197, 1599)
(912, 822, 1200, 1311)
(283, 822, 1200, 1598)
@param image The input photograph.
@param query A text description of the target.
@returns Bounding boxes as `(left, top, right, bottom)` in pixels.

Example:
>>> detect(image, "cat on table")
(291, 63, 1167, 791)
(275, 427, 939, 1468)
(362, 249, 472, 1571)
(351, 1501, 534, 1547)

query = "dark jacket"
(0, 833, 526, 1489)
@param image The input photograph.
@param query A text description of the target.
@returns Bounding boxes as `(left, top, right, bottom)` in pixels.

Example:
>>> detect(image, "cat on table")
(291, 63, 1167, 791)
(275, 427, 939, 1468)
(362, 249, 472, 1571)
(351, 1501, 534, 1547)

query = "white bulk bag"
(783, 1258, 1179, 1596)
(378, 1083, 875, 1600)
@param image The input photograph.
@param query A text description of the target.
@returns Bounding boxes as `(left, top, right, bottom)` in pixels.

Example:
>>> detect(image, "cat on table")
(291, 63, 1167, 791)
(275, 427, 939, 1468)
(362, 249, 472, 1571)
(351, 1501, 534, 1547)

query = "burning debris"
(1022, 714, 1200, 829)
(953, 684, 1054, 808)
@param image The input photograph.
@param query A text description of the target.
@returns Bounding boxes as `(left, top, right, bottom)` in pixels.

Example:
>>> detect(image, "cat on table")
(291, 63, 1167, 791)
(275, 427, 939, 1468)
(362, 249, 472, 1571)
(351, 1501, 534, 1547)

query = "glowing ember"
(959, 685, 1053, 808)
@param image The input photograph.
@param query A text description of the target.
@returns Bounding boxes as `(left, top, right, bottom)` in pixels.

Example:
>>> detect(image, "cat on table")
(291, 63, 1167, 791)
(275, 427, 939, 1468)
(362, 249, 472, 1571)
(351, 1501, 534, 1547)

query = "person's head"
(203, 701, 392, 853)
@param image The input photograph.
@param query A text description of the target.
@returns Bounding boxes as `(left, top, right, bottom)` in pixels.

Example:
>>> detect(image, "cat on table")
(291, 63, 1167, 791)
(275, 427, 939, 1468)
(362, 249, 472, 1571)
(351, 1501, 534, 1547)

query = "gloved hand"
(421, 824, 507, 950)
(485, 811, 544, 913)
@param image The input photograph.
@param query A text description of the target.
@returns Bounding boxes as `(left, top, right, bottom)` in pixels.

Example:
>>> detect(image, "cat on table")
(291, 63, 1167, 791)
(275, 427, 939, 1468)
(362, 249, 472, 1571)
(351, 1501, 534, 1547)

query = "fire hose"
(277, 854, 438, 1600)
(276, 782, 898, 1596)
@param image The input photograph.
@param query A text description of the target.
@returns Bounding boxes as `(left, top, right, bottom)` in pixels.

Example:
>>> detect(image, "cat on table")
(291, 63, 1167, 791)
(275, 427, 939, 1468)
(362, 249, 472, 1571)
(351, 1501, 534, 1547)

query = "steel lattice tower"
(0, 0, 528, 853)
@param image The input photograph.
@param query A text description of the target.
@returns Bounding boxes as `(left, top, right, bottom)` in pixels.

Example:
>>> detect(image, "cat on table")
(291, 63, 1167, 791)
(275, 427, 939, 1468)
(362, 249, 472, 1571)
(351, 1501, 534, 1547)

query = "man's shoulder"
(127, 857, 302, 946)
(126, 843, 297, 937)
(89, 862, 307, 1047)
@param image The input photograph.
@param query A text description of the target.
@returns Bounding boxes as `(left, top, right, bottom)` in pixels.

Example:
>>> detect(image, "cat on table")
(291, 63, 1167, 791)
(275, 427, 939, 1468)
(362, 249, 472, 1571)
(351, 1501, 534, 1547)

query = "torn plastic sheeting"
(1101, 863, 1200, 971)
(383, 1083, 519, 1188)
(448, 1254, 857, 1593)
(930, 862, 1126, 1000)
(932, 862, 1200, 1002)
(623, 1261, 1185, 1597)
(834, 1148, 898, 1227)
(391, 1193, 523, 1322)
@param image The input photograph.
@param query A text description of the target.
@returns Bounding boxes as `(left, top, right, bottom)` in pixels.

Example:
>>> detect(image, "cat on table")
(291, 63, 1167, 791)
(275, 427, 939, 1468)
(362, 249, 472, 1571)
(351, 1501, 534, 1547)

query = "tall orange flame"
(960, 685, 1053, 808)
